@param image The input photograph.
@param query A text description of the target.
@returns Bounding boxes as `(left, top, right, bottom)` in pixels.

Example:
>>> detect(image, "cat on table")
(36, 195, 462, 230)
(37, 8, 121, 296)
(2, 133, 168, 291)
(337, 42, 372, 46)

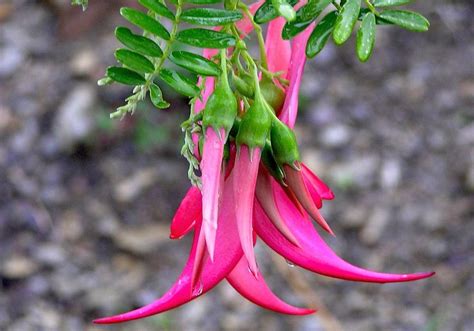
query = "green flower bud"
(236, 92, 271, 148)
(202, 75, 238, 136)
(233, 73, 254, 98)
(270, 119, 300, 167)
(260, 76, 286, 113)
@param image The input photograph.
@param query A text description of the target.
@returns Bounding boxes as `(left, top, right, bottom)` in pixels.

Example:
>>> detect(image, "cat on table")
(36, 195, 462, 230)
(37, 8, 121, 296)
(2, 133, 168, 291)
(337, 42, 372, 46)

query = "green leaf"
(254, 0, 298, 24)
(379, 10, 429, 32)
(115, 27, 163, 57)
(333, 0, 361, 45)
(181, 8, 243, 26)
(115, 49, 155, 73)
(120, 7, 170, 40)
(356, 12, 376, 62)
(306, 11, 338, 58)
(159, 69, 200, 97)
(138, 0, 175, 20)
(170, 51, 221, 76)
(373, 0, 411, 7)
(176, 29, 236, 48)
(282, 0, 331, 40)
(149, 83, 170, 109)
(106, 67, 146, 85)
(186, 0, 222, 4)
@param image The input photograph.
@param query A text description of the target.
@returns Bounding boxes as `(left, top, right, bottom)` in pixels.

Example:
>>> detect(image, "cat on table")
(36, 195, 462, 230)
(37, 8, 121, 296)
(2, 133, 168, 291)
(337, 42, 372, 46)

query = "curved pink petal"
(302, 174, 323, 209)
(254, 180, 435, 283)
(94, 182, 242, 324)
(201, 127, 226, 259)
(266, 18, 292, 79)
(233, 146, 261, 277)
(256, 169, 300, 246)
(170, 186, 202, 240)
(279, 25, 315, 128)
(227, 255, 315, 315)
(283, 164, 334, 235)
(301, 163, 335, 201)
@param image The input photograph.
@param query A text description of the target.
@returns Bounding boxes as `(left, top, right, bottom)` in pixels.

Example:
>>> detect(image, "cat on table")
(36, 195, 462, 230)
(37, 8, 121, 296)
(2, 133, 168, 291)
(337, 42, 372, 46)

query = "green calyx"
(270, 118, 300, 167)
(202, 54, 237, 136)
(260, 76, 286, 113)
(236, 91, 272, 148)
(233, 74, 285, 112)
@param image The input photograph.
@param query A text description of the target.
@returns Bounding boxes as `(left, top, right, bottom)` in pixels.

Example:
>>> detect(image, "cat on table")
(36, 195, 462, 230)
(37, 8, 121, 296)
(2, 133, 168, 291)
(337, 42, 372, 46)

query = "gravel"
(1, 1, 473, 331)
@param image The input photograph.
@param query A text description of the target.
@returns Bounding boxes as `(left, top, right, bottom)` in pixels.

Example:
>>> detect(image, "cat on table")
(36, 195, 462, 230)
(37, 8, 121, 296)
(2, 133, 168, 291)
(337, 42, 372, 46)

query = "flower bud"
(260, 76, 286, 113)
(270, 119, 300, 167)
(233, 73, 254, 98)
(203, 76, 238, 136)
(236, 93, 271, 148)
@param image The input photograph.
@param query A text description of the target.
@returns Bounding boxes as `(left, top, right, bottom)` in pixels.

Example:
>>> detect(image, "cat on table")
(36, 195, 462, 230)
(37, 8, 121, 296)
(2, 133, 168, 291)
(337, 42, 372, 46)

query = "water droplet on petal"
(285, 259, 295, 268)
(192, 281, 203, 297)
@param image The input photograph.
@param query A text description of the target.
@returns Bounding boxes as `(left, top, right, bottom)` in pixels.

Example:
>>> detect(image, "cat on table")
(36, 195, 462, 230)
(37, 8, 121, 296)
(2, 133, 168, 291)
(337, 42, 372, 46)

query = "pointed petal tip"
(93, 316, 125, 325)
(398, 271, 436, 282)
(248, 259, 260, 280)
(313, 208, 335, 236)
(372, 271, 436, 284)
(321, 217, 336, 237)
(327, 226, 336, 237)
(208, 249, 215, 263)
(205, 236, 216, 262)
(295, 308, 317, 316)
(169, 233, 183, 240)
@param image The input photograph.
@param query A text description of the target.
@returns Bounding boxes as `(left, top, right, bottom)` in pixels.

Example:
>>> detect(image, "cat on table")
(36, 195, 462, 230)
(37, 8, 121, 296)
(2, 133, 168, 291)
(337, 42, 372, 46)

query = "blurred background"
(0, 0, 473, 330)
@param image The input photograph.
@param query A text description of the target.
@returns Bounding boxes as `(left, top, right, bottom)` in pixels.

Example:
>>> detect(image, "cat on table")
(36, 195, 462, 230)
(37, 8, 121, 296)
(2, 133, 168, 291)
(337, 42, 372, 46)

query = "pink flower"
(94, 7, 434, 325)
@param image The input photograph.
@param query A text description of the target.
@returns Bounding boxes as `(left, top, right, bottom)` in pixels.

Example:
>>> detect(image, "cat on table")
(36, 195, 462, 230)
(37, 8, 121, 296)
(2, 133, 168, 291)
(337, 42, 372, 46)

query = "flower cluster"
(94, 8, 433, 324)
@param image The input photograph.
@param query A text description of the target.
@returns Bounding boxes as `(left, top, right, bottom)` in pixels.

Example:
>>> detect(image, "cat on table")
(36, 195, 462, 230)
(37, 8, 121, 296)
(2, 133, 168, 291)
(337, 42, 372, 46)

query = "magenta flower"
(94, 7, 434, 325)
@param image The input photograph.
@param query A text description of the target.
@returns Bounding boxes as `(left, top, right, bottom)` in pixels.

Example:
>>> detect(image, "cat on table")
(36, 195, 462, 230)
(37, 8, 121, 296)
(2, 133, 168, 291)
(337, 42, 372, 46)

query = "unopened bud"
(270, 119, 300, 167)
(236, 92, 271, 148)
(233, 73, 254, 98)
(260, 76, 286, 113)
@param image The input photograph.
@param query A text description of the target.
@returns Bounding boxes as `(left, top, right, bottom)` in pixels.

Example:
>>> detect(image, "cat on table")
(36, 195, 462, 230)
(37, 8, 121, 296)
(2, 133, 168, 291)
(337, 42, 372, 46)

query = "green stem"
(219, 49, 230, 87)
(364, 0, 379, 15)
(331, 0, 341, 11)
(247, 54, 281, 122)
(238, 3, 268, 70)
